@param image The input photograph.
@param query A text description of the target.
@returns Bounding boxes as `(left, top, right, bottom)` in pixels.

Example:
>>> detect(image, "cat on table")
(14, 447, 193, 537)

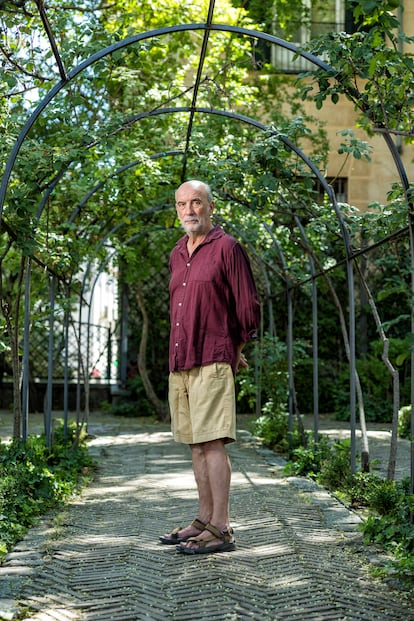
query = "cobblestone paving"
(0, 418, 413, 621)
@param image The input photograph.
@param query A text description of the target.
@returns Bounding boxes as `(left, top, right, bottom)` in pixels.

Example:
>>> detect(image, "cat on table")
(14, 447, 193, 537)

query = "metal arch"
(0, 22, 334, 219)
(66, 151, 184, 226)
(27, 105, 356, 450)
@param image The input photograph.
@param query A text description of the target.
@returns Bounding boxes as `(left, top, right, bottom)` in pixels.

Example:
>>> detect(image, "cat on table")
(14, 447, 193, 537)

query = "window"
(269, 0, 347, 73)
(315, 177, 348, 204)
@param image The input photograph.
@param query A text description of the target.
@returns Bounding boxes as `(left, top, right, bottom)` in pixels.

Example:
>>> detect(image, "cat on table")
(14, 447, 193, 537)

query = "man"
(160, 180, 260, 555)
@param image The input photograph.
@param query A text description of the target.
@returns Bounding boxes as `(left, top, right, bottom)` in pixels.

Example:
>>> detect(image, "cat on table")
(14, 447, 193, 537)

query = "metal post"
(63, 287, 70, 440)
(120, 282, 129, 388)
(21, 259, 32, 441)
(45, 275, 55, 448)
(312, 274, 319, 443)
(287, 286, 294, 446)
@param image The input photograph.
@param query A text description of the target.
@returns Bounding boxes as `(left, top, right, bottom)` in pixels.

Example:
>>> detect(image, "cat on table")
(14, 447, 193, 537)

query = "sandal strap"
(186, 533, 217, 547)
(191, 518, 207, 531)
(205, 524, 223, 539)
(185, 524, 235, 549)
(205, 523, 234, 543)
(170, 527, 182, 536)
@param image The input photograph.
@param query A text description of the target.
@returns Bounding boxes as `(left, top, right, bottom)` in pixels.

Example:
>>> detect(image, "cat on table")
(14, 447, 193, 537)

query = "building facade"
(258, 0, 413, 209)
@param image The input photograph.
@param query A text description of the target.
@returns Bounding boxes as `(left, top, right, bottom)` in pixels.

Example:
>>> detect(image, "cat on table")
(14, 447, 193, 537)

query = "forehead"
(176, 183, 208, 202)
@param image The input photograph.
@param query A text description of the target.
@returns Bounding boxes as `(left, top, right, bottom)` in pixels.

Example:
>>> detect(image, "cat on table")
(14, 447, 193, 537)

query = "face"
(175, 182, 214, 236)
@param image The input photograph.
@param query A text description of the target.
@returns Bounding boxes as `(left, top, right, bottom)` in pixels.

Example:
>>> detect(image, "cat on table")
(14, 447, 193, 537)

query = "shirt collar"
(176, 224, 223, 249)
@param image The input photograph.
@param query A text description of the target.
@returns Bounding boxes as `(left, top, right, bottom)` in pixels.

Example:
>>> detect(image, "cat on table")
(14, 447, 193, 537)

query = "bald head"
(175, 180, 213, 203)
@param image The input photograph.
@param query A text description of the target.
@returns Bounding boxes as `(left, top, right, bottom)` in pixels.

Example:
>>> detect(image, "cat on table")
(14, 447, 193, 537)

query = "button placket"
(174, 261, 191, 358)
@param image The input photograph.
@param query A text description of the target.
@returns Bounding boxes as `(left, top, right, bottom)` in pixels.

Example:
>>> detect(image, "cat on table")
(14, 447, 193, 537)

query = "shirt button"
(182, 282, 186, 286)
(186, 262, 190, 267)
(176, 322, 179, 326)
(178, 302, 182, 307)
(175, 343, 178, 347)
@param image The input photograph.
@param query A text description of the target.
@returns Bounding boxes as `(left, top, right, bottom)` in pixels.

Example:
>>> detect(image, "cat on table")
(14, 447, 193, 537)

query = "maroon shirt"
(169, 225, 260, 374)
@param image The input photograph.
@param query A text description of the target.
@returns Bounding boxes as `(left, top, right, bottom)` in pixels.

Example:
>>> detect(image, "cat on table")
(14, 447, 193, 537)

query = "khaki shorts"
(168, 362, 236, 445)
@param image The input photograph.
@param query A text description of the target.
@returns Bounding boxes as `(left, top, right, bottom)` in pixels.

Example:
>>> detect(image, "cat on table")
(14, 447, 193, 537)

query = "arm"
(227, 242, 261, 344)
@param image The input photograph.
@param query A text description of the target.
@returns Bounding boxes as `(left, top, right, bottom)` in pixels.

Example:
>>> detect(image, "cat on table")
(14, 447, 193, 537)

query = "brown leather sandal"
(181, 523, 236, 555)
(159, 518, 206, 544)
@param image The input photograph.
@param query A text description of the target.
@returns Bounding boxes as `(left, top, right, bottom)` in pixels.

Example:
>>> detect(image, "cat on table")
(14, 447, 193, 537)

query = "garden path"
(0, 412, 412, 621)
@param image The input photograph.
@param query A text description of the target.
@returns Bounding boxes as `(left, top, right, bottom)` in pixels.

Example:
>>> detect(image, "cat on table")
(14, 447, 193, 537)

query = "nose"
(182, 202, 195, 215)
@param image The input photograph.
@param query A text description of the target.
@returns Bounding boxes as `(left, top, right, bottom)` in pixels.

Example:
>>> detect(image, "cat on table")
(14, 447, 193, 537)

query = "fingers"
(237, 353, 248, 371)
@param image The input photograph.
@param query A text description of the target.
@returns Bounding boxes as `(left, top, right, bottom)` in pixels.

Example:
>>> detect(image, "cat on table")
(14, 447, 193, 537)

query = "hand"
(237, 352, 248, 372)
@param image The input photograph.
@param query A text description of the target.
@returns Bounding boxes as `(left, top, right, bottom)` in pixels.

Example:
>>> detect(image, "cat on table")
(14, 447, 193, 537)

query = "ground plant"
(0, 421, 95, 562)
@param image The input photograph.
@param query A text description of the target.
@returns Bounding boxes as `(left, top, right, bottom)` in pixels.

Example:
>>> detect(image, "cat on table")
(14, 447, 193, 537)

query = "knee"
(190, 443, 205, 458)
(203, 439, 226, 456)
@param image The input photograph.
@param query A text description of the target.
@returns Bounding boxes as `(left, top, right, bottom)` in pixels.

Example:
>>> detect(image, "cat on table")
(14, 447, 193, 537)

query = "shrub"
(318, 438, 353, 490)
(0, 421, 95, 562)
(398, 405, 411, 440)
(284, 435, 331, 478)
(248, 400, 291, 452)
(283, 436, 352, 490)
(359, 478, 414, 583)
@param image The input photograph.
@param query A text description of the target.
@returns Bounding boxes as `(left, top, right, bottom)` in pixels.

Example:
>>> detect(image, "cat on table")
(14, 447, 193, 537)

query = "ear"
(209, 200, 215, 213)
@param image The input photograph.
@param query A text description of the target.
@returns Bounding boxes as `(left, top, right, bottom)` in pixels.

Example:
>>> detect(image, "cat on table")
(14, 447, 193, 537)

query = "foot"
(159, 518, 206, 544)
(177, 524, 235, 554)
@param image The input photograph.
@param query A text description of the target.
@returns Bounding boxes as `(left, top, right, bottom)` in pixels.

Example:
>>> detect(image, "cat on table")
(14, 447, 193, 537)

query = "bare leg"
(160, 444, 210, 542)
(202, 439, 231, 529)
(182, 439, 232, 550)
(191, 443, 213, 525)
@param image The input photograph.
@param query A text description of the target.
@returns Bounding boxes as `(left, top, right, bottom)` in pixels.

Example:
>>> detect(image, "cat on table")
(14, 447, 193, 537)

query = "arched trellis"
(0, 15, 412, 483)
(16, 102, 356, 462)
(0, 22, 333, 216)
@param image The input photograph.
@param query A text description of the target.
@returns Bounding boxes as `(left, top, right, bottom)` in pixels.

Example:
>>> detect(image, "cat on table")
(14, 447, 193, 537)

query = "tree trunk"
(135, 284, 169, 421)
(355, 263, 400, 480)
(321, 269, 370, 471)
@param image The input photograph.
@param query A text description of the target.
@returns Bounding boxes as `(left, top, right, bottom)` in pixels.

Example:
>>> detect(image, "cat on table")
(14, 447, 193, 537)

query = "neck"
(187, 226, 213, 255)
(187, 225, 213, 245)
